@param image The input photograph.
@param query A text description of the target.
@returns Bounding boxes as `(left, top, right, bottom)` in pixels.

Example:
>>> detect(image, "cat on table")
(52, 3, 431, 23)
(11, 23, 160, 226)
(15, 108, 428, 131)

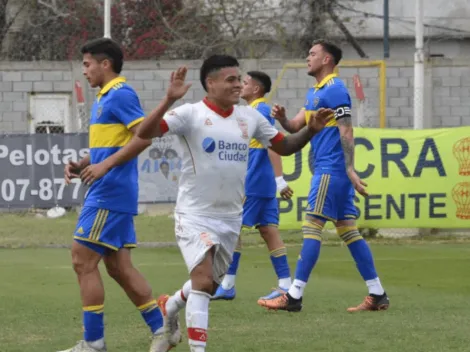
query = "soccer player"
(212, 71, 294, 303)
(258, 39, 390, 313)
(60, 38, 182, 352)
(136, 56, 333, 352)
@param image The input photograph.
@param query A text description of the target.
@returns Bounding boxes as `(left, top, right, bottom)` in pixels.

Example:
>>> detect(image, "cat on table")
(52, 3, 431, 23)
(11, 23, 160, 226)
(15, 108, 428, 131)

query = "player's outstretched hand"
(80, 162, 110, 186)
(271, 104, 287, 121)
(166, 66, 192, 101)
(348, 170, 369, 197)
(64, 160, 81, 185)
(307, 107, 334, 133)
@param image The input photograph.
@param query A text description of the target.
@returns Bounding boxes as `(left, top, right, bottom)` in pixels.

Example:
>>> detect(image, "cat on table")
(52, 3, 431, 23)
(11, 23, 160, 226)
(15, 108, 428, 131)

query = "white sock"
(186, 290, 210, 351)
(288, 279, 306, 299)
(167, 280, 191, 317)
(366, 277, 385, 296)
(220, 274, 236, 290)
(278, 277, 292, 290)
(88, 338, 105, 350)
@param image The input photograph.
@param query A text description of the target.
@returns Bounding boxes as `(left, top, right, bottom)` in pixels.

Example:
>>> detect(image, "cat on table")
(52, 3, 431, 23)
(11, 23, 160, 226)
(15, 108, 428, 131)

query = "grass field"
(0, 214, 470, 351)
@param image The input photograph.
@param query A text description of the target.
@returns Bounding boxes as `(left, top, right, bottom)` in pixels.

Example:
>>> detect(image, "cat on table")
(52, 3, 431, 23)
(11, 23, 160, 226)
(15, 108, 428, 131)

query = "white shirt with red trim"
(160, 98, 284, 219)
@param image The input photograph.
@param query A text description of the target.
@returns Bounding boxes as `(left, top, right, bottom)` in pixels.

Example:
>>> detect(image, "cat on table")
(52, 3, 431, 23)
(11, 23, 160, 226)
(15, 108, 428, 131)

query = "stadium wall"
(0, 58, 469, 134)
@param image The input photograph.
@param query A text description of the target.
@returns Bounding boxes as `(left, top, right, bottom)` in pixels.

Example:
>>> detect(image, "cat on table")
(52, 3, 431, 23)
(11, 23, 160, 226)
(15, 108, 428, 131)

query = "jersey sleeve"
(160, 103, 192, 136)
(256, 104, 275, 126)
(325, 85, 352, 120)
(111, 87, 145, 129)
(252, 107, 284, 147)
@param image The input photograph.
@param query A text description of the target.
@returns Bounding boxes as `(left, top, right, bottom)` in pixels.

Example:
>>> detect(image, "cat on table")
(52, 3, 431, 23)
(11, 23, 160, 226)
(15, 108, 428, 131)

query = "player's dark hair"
(312, 39, 342, 66)
(81, 38, 124, 74)
(247, 71, 272, 94)
(200, 54, 240, 91)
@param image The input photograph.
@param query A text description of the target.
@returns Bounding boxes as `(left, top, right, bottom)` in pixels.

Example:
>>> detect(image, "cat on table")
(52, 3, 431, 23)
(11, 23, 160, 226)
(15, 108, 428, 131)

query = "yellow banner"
(278, 126, 470, 229)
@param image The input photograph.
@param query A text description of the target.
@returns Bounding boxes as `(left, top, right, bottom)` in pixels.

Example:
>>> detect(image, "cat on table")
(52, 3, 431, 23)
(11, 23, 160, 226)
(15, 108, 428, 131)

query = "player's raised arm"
(271, 104, 306, 133)
(137, 66, 192, 139)
(267, 108, 333, 156)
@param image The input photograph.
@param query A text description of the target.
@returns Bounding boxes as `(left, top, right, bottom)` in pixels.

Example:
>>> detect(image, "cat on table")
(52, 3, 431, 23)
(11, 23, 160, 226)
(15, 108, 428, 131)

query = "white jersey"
(162, 98, 282, 219)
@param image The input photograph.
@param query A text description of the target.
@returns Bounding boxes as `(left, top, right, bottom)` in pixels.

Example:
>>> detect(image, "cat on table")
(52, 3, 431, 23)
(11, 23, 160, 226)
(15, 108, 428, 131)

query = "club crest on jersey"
(313, 97, 320, 108)
(204, 118, 212, 126)
(236, 118, 249, 139)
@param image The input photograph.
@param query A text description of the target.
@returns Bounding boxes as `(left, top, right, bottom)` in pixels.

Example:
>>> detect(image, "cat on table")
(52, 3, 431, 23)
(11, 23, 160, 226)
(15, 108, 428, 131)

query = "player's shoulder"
(255, 102, 271, 118)
(326, 77, 349, 93)
(109, 82, 137, 99)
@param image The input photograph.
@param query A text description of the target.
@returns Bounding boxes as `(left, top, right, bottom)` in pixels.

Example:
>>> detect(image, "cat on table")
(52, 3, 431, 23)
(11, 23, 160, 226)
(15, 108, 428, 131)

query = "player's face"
(306, 44, 327, 76)
(207, 67, 242, 106)
(82, 53, 105, 88)
(241, 75, 259, 101)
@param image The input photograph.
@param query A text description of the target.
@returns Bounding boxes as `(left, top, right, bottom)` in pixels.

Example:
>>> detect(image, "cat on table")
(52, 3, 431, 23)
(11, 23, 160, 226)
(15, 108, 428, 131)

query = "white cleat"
(151, 294, 182, 352)
(56, 340, 107, 352)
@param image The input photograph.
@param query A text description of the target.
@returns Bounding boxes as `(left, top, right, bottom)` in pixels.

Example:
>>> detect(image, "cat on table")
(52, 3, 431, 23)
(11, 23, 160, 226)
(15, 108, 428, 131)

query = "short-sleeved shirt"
(245, 98, 276, 198)
(304, 73, 352, 174)
(160, 98, 283, 218)
(85, 76, 145, 214)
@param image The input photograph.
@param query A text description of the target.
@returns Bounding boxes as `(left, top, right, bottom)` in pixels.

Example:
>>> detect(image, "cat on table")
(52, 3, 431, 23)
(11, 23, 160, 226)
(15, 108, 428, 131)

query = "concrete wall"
(0, 57, 469, 134)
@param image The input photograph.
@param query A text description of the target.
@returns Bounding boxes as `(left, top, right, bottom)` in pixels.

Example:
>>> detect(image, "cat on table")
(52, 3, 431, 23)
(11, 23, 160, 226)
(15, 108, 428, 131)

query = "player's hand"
(348, 170, 369, 197)
(166, 66, 192, 101)
(307, 108, 334, 133)
(64, 160, 81, 185)
(80, 162, 110, 186)
(280, 185, 294, 200)
(271, 104, 287, 122)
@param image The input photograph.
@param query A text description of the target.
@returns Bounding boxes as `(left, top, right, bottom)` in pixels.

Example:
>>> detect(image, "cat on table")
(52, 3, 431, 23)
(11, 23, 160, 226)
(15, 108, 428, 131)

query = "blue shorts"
(306, 173, 357, 222)
(73, 206, 137, 256)
(242, 196, 279, 229)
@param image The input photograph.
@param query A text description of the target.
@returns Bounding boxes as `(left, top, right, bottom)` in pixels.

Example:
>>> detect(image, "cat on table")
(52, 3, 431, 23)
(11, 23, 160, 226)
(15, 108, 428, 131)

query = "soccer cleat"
(257, 287, 288, 304)
(56, 340, 107, 352)
(258, 292, 302, 312)
(211, 286, 236, 300)
(150, 294, 182, 352)
(346, 293, 390, 312)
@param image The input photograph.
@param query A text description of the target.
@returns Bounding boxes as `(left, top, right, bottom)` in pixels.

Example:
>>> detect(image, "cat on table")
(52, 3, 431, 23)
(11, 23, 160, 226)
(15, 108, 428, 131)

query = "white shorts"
(174, 212, 242, 284)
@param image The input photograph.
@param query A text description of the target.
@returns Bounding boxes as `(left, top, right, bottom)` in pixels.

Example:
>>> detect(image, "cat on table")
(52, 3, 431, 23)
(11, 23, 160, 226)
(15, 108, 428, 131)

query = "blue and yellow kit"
(304, 74, 357, 222)
(74, 77, 145, 254)
(242, 98, 279, 228)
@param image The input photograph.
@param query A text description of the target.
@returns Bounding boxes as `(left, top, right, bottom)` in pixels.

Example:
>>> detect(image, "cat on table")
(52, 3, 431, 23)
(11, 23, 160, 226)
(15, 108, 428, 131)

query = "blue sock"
(227, 251, 241, 275)
(270, 247, 290, 283)
(337, 226, 378, 281)
(138, 300, 163, 334)
(294, 220, 323, 282)
(83, 305, 104, 342)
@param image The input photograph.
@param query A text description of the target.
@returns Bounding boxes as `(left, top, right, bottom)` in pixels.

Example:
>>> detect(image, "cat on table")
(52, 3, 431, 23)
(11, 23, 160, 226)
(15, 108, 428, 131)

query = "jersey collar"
(249, 97, 267, 107)
(314, 73, 337, 89)
(203, 97, 234, 118)
(97, 76, 126, 97)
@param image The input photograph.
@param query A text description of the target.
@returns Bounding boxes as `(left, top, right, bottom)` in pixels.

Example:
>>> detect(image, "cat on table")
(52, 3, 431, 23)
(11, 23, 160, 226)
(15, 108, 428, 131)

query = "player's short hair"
(247, 71, 272, 94)
(200, 55, 240, 91)
(312, 39, 342, 66)
(81, 38, 124, 74)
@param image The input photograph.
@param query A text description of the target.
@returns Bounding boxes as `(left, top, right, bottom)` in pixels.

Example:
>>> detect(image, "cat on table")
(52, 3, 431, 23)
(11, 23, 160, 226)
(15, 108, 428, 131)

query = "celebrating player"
(212, 71, 293, 303)
(258, 39, 390, 313)
(60, 38, 175, 352)
(136, 55, 333, 352)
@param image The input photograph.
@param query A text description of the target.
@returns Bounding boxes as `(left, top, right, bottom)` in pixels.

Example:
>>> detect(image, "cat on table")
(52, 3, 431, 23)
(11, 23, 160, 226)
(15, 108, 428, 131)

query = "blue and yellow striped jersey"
(84, 76, 145, 214)
(304, 73, 351, 174)
(245, 98, 276, 198)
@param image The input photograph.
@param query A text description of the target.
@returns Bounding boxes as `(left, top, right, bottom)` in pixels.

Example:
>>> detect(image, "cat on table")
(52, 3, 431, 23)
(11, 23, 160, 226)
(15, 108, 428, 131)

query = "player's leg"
(58, 207, 108, 352)
(336, 183, 389, 312)
(212, 196, 258, 300)
(259, 174, 335, 311)
(256, 197, 291, 302)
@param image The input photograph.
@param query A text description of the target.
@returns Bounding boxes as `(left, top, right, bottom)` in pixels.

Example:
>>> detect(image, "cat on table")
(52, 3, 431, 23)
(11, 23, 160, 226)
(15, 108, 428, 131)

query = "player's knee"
(302, 217, 324, 242)
(190, 269, 214, 294)
(336, 225, 363, 245)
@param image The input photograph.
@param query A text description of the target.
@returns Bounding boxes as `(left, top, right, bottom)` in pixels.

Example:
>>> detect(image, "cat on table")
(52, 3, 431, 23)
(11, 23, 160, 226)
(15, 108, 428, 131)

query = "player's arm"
(268, 149, 293, 199)
(260, 108, 333, 156)
(64, 154, 90, 184)
(136, 66, 192, 139)
(271, 105, 306, 133)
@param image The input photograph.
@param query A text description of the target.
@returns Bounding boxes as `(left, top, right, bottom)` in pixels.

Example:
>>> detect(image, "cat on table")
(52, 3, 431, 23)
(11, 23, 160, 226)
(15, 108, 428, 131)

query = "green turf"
(0, 244, 469, 352)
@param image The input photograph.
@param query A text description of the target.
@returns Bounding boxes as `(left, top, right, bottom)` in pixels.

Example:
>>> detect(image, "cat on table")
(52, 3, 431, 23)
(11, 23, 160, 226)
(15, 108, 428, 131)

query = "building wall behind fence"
(0, 58, 469, 134)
